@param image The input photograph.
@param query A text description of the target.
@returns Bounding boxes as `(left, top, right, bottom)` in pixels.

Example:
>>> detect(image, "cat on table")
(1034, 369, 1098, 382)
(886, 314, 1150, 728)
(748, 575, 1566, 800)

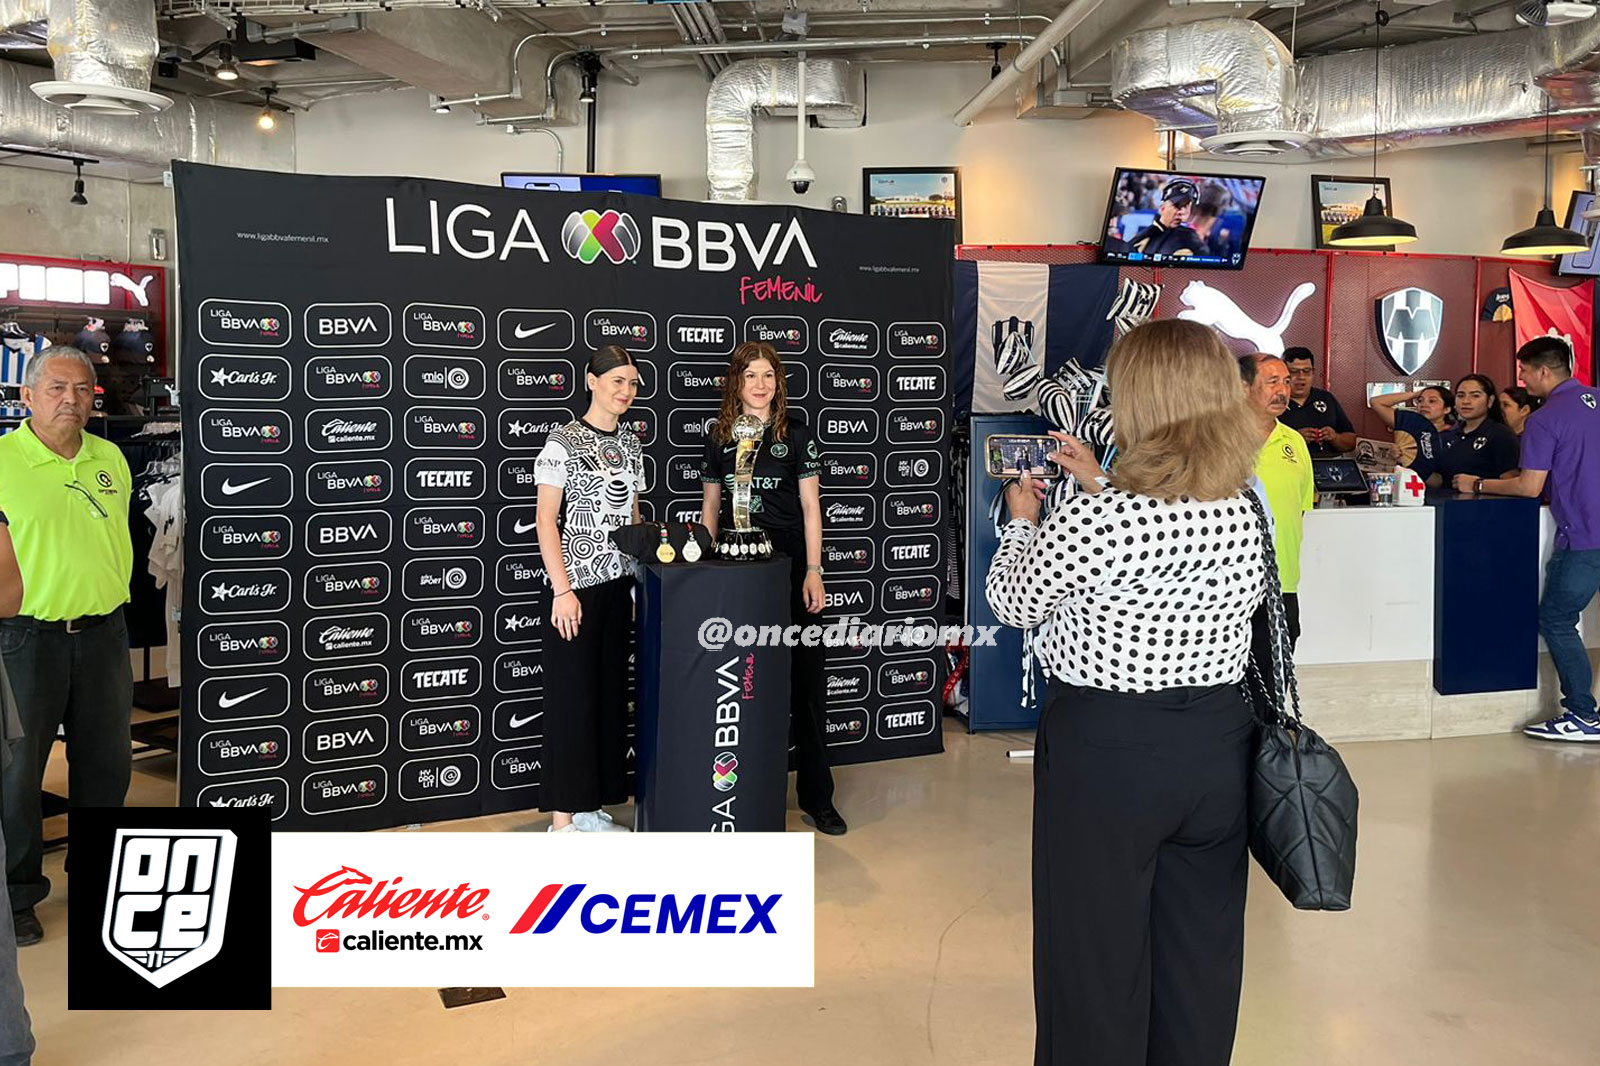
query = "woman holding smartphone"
(534, 346, 644, 833)
(700, 342, 846, 836)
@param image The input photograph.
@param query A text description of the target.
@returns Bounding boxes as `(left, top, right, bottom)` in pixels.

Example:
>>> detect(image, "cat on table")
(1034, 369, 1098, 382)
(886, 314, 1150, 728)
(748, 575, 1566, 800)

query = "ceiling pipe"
(603, 32, 1037, 61)
(952, 0, 1109, 126)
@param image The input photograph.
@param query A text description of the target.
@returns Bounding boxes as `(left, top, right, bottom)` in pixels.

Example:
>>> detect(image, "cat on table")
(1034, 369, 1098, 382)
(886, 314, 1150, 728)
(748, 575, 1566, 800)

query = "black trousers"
(539, 577, 633, 814)
(1, 608, 133, 913)
(1033, 681, 1255, 1066)
(1247, 592, 1300, 713)
(770, 531, 835, 813)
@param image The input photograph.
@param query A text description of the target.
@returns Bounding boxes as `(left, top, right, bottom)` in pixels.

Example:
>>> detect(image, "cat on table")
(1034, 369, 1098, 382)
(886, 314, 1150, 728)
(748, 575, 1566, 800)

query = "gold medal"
(682, 525, 702, 563)
(655, 525, 676, 564)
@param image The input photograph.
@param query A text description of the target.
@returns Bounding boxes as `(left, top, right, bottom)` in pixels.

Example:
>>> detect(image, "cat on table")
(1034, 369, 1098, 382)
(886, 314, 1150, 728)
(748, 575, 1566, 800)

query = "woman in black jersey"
(699, 342, 847, 836)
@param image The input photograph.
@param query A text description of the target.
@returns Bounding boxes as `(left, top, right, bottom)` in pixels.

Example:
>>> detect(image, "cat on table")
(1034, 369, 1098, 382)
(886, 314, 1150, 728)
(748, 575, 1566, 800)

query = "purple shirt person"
(1461, 337, 1600, 741)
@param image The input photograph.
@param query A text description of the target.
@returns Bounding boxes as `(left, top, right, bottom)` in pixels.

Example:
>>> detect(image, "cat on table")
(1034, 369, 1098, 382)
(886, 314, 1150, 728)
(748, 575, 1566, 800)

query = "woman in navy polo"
(1432, 374, 1521, 487)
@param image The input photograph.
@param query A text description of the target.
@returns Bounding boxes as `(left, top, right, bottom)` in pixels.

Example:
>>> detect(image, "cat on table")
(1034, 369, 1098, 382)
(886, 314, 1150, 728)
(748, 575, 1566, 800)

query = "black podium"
(634, 559, 791, 831)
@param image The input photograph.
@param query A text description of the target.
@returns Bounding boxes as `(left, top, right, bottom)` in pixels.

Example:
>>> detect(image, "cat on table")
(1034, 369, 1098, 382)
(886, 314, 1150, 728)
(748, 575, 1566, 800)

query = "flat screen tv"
(1098, 168, 1266, 270)
(1556, 190, 1600, 277)
(501, 173, 663, 196)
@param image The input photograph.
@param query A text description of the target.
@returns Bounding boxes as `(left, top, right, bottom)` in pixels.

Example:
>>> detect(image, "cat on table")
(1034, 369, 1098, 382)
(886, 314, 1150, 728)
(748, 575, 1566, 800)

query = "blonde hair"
(1106, 320, 1260, 502)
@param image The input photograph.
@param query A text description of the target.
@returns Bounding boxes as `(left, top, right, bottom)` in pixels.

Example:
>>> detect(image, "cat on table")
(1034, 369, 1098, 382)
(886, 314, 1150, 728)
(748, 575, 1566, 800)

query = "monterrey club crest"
(1376, 287, 1444, 375)
(102, 828, 238, 988)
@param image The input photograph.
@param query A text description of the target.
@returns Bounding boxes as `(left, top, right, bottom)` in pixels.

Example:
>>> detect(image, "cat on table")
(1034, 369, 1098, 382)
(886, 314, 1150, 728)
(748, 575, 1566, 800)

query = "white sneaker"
(547, 821, 579, 833)
(572, 809, 630, 833)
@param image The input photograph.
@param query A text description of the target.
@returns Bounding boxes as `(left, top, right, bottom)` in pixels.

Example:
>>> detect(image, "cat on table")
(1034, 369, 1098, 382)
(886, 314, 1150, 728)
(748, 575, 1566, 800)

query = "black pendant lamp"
(1501, 99, 1589, 257)
(1329, 6, 1418, 248)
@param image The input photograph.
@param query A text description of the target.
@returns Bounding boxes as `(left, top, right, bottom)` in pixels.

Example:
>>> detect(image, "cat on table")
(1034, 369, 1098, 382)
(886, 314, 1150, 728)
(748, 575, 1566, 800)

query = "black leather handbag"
(1244, 493, 1360, 911)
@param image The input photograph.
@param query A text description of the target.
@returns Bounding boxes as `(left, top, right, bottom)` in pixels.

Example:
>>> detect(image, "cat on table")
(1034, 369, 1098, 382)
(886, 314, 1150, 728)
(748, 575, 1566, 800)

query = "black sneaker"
(11, 908, 41, 947)
(803, 807, 848, 836)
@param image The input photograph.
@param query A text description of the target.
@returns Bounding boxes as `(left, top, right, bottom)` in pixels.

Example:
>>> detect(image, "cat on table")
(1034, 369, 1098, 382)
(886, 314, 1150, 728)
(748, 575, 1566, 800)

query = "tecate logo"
(292, 867, 489, 926)
(509, 884, 780, 935)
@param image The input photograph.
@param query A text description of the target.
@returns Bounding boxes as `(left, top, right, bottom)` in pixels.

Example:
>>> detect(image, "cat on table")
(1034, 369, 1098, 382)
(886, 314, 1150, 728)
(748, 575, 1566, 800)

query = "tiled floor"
(17, 721, 1600, 1065)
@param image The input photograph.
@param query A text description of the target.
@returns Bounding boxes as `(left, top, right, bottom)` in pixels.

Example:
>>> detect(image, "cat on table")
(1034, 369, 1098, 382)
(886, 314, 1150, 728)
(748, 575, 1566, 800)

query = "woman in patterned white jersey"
(986, 320, 1268, 1066)
(534, 346, 644, 833)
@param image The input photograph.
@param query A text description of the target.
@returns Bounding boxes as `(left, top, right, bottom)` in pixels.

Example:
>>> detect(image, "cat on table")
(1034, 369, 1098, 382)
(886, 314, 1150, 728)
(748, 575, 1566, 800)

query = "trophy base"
(716, 530, 774, 560)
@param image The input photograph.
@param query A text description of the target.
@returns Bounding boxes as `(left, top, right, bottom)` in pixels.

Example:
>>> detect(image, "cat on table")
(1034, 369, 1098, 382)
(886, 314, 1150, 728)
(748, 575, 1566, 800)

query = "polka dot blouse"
(985, 488, 1267, 693)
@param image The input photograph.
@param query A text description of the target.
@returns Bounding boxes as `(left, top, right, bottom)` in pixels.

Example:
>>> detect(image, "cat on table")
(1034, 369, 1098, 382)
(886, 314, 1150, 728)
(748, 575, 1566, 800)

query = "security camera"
(786, 159, 815, 195)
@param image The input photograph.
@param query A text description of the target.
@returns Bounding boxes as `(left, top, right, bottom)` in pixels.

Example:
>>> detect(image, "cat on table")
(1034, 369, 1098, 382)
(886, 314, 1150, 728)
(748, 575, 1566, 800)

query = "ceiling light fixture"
(214, 43, 240, 82)
(1329, 6, 1418, 248)
(70, 160, 87, 206)
(1501, 97, 1590, 256)
(988, 42, 1004, 80)
(430, 95, 451, 114)
(257, 87, 277, 131)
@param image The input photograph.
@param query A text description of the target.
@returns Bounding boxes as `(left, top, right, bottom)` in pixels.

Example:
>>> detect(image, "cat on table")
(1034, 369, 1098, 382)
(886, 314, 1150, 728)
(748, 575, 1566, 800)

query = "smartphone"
(985, 434, 1061, 478)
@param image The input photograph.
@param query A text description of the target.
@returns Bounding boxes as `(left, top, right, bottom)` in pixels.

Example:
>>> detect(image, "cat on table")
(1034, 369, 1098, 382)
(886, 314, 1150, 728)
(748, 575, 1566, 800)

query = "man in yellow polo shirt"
(1240, 353, 1315, 645)
(0, 348, 133, 948)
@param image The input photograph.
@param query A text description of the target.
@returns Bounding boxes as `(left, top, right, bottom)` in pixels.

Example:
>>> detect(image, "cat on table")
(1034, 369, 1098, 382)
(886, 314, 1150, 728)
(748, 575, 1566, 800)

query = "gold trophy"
(719, 414, 774, 559)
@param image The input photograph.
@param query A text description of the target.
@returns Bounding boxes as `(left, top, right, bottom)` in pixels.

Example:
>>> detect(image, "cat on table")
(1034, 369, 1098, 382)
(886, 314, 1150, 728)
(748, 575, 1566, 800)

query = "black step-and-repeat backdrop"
(174, 162, 951, 830)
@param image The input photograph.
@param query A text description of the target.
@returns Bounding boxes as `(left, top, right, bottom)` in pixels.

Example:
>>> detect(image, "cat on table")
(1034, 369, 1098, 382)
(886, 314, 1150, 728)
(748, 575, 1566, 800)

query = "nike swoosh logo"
(220, 477, 271, 496)
(513, 519, 537, 534)
(509, 711, 543, 728)
(513, 322, 556, 339)
(217, 687, 268, 709)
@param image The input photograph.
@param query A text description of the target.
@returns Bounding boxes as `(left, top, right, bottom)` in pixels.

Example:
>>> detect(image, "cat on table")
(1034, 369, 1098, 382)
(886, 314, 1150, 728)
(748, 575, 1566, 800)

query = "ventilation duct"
(0, 0, 45, 52)
(1111, 19, 1305, 156)
(9, 0, 171, 116)
(0, 58, 293, 171)
(1112, 17, 1600, 160)
(706, 57, 864, 202)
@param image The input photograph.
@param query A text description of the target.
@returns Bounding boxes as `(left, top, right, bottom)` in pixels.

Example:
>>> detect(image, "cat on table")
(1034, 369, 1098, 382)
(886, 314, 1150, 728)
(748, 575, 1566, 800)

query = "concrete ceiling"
(2, 1, 1539, 122)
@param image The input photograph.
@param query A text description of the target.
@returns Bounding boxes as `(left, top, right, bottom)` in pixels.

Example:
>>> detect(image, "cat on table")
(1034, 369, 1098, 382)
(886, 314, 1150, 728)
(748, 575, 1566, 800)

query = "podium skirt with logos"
(539, 575, 634, 814)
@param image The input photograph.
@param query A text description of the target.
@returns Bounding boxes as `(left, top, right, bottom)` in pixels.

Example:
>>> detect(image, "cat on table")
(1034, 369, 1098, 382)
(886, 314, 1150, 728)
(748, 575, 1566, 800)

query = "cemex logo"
(69, 808, 270, 1010)
(509, 884, 780, 935)
(563, 209, 641, 264)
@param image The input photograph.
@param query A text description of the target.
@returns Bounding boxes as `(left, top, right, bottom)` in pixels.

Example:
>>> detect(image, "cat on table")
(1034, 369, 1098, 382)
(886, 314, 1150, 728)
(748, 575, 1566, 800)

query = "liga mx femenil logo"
(102, 829, 237, 988)
(562, 209, 641, 265)
(713, 752, 739, 792)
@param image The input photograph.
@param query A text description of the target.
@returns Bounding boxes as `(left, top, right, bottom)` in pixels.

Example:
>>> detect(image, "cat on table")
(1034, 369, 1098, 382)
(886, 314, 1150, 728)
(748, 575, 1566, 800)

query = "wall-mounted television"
(1098, 168, 1266, 270)
(1556, 190, 1600, 277)
(501, 173, 663, 196)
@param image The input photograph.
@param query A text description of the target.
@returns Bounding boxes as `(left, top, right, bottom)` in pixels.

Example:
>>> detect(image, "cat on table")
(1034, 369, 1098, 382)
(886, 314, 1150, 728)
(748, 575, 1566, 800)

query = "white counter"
(1289, 504, 1599, 743)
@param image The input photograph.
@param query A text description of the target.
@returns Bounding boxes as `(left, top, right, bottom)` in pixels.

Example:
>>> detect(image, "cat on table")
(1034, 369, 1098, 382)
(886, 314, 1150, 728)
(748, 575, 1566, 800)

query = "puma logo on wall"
(1176, 280, 1316, 356)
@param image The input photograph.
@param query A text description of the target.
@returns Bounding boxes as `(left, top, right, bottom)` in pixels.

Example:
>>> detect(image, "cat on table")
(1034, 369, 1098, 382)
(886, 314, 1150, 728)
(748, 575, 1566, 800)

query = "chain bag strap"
(1243, 492, 1360, 911)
